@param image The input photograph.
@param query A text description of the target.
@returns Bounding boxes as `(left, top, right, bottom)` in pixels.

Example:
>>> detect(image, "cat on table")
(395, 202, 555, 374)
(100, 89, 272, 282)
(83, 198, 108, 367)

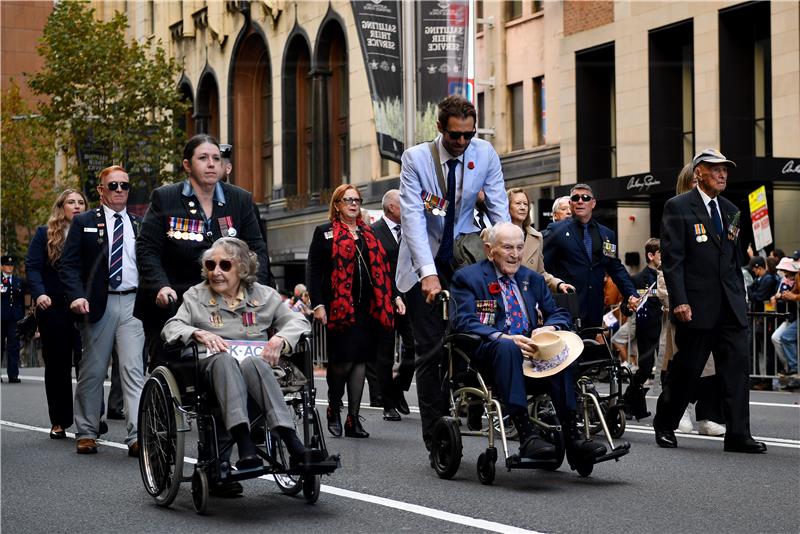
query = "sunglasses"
(570, 194, 593, 203)
(204, 259, 233, 272)
(444, 129, 476, 141)
(338, 197, 363, 205)
(105, 181, 131, 192)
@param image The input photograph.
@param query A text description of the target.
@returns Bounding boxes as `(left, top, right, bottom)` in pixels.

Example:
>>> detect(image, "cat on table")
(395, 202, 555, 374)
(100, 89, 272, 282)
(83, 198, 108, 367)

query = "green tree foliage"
(28, 0, 188, 202)
(0, 82, 61, 259)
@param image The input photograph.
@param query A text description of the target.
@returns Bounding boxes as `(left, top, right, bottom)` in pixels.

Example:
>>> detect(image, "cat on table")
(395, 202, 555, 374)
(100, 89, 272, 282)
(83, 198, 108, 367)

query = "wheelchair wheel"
(606, 405, 627, 439)
(271, 432, 303, 496)
(531, 395, 565, 472)
(430, 417, 462, 480)
(138, 367, 185, 507)
(476, 448, 496, 485)
(303, 474, 321, 504)
(191, 468, 209, 515)
(575, 462, 594, 478)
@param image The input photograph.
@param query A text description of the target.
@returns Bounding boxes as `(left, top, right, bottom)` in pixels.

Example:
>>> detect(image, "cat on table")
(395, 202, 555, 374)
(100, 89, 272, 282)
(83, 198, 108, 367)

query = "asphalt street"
(2, 368, 799, 534)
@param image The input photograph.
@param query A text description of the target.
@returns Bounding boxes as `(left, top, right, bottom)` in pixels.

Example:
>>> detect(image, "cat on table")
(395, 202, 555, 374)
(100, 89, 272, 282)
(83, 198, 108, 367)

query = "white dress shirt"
(103, 204, 138, 290)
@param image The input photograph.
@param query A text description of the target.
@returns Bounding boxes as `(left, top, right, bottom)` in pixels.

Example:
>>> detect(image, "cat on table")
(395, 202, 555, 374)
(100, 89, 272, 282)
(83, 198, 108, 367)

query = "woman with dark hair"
(25, 188, 87, 439)
(135, 134, 271, 354)
(307, 184, 399, 439)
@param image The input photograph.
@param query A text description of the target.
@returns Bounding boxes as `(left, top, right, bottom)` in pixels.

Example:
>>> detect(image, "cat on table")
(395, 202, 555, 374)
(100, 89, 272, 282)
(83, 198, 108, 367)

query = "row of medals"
(169, 229, 205, 241)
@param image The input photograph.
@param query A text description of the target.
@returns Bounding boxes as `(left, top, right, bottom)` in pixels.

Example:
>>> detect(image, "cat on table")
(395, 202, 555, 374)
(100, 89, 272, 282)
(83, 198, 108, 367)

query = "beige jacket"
(162, 281, 310, 352)
(521, 226, 563, 293)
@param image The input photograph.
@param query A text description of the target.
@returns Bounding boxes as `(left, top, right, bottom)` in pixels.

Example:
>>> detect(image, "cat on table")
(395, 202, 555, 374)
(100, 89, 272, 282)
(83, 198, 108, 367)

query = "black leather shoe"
(209, 480, 243, 498)
(654, 427, 678, 448)
(623, 385, 651, 420)
(519, 434, 556, 460)
(724, 437, 767, 454)
(383, 408, 401, 421)
(106, 409, 125, 420)
(235, 454, 263, 470)
(327, 406, 342, 437)
(50, 425, 67, 440)
(567, 439, 607, 464)
(8, 377, 21, 383)
(344, 414, 369, 438)
(396, 393, 410, 415)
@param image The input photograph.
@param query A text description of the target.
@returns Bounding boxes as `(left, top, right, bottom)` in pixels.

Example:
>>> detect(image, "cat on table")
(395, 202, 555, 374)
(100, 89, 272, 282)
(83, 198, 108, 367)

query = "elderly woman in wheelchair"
(436, 223, 627, 482)
(159, 238, 329, 499)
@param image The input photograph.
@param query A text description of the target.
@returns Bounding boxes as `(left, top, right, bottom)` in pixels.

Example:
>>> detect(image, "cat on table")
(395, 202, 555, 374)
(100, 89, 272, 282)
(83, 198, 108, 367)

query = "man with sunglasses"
(60, 165, 146, 457)
(543, 184, 639, 330)
(397, 95, 509, 453)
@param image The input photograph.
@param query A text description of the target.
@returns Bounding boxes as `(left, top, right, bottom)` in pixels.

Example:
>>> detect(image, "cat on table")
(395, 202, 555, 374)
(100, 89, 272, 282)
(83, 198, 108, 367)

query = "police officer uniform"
(1, 255, 27, 382)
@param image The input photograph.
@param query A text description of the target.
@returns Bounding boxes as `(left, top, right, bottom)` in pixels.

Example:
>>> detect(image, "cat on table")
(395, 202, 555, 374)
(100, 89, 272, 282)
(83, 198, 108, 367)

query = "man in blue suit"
(398, 95, 509, 451)
(543, 183, 639, 330)
(451, 223, 607, 463)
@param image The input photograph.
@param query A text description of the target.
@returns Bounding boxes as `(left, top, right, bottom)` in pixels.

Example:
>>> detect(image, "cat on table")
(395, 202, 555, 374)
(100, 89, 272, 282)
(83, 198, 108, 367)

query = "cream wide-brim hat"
(522, 330, 584, 379)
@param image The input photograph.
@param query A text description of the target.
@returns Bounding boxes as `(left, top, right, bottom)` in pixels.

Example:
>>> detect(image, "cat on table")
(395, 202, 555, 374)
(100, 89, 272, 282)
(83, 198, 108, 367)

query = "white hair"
(486, 222, 523, 246)
(381, 189, 400, 213)
(552, 196, 570, 217)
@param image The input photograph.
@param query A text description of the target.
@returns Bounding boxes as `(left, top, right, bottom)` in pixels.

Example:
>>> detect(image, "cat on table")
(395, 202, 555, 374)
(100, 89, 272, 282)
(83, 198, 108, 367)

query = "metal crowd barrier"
(310, 319, 402, 369)
(748, 308, 799, 380)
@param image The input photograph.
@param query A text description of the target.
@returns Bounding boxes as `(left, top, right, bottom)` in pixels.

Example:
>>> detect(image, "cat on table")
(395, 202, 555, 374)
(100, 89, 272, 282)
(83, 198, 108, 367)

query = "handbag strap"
(427, 141, 448, 196)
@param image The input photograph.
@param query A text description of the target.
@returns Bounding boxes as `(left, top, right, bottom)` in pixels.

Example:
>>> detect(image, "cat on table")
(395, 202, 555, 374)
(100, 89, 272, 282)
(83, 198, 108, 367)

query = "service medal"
(696, 235, 703, 243)
(432, 207, 440, 216)
(228, 228, 237, 237)
(174, 231, 183, 240)
(195, 232, 204, 242)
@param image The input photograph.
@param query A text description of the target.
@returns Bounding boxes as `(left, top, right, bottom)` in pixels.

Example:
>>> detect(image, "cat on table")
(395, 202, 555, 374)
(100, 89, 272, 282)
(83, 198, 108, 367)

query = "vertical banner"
(748, 185, 773, 252)
(416, 0, 471, 142)
(351, 0, 404, 162)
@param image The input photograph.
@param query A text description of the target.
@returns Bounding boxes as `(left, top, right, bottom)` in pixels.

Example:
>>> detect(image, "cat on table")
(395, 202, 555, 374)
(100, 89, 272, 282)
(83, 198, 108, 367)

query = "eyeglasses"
(444, 129, 476, 141)
(570, 194, 593, 203)
(204, 259, 233, 272)
(338, 197, 363, 205)
(105, 181, 131, 192)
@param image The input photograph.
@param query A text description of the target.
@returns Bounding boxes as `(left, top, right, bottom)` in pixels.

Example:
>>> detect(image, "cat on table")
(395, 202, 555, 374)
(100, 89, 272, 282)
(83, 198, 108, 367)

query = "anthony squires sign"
(626, 174, 662, 192)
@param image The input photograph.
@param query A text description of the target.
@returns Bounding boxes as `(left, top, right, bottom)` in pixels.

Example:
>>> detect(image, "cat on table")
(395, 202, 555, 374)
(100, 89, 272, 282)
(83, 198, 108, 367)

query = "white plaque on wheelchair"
(602, 310, 619, 329)
(226, 340, 267, 362)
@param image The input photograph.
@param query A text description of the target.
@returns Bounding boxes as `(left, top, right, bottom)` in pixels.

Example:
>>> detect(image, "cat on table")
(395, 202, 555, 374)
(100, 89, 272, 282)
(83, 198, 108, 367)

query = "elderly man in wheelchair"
(157, 237, 332, 504)
(448, 222, 608, 470)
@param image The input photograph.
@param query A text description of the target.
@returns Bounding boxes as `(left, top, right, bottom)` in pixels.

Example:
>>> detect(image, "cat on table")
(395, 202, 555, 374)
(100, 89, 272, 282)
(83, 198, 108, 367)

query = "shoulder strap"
(427, 141, 448, 195)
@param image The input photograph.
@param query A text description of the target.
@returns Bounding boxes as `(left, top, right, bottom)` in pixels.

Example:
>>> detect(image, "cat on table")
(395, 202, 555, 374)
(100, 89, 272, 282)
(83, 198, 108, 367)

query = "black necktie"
(395, 224, 401, 243)
(709, 199, 723, 237)
(436, 159, 458, 264)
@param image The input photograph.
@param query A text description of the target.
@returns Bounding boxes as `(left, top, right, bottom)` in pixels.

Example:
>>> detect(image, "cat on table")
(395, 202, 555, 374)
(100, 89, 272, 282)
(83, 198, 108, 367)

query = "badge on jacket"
(693, 223, 708, 243)
(420, 190, 448, 217)
(475, 299, 496, 325)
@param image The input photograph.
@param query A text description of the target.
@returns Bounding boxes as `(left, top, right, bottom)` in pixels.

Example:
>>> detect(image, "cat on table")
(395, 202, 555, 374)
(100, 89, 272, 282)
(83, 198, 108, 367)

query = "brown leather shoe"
(127, 441, 140, 458)
(76, 438, 98, 454)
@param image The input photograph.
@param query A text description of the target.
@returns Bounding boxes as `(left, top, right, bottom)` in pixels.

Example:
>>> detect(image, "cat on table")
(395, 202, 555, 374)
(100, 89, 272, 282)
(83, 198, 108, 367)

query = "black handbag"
(16, 307, 38, 341)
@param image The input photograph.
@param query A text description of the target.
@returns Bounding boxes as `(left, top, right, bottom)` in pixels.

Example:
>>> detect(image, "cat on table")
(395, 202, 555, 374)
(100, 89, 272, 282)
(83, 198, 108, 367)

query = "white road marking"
(1, 420, 542, 534)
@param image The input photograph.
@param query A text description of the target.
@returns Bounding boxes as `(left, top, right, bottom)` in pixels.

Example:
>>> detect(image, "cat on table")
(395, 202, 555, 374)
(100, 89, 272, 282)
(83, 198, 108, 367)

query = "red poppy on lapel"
(488, 282, 501, 295)
(468, 161, 475, 170)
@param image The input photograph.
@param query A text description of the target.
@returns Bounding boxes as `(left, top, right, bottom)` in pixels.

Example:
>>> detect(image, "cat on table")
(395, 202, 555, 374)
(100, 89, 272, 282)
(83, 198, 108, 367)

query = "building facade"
(99, 0, 798, 287)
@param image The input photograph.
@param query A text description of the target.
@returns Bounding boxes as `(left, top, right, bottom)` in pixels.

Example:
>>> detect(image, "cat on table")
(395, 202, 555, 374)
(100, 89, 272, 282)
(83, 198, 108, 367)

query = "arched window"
(316, 20, 349, 190)
(282, 34, 312, 198)
(196, 72, 219, 139)
(232, 30, 272, 202)
(177, 79, 195, 139)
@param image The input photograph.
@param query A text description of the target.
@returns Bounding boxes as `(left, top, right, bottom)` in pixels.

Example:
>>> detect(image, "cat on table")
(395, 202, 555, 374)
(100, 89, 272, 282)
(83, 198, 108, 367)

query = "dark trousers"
(655, 298, 751, 440)
(375, 310, 416, 410)
(38, 306, 82, 427)
(406, 282, 450, 447)
(1, 319, 20, 379)
(695, 375, 725, 424)
(632, 319, 662, 387)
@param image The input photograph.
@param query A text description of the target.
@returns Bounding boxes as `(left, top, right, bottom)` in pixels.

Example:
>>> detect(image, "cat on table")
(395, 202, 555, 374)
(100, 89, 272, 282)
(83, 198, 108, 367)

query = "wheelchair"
(429, 291, 630, 484)
(137, 334, 339, 514)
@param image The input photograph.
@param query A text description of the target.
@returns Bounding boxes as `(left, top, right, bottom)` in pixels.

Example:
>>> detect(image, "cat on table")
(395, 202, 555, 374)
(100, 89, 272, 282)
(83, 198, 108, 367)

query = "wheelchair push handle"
(437, 290, 451, 321)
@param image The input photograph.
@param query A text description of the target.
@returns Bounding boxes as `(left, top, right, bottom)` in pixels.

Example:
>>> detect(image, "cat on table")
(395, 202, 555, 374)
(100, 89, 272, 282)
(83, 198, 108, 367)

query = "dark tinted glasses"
(445, 129, 476, 141)
(106, 181, 131, 191)
(204, 259, 233, 272)
(570, 194, 593, 203)
(338, 197, 363, 205)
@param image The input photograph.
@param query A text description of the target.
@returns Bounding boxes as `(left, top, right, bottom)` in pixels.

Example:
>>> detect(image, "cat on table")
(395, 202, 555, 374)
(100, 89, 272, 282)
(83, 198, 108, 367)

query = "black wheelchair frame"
(137, 334, 339, 514)
(429, 290, 630, 484)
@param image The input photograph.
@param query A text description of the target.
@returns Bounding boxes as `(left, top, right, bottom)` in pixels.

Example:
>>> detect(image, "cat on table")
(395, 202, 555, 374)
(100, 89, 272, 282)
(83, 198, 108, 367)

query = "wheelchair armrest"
(444, 333, 482, 353)
(578, 326, 608, 340)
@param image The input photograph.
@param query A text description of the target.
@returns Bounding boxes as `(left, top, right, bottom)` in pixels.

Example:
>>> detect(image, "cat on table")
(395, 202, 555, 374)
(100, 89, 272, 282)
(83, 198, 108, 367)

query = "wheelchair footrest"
(505, 454, 562, 471)
(594, 442, 631, 464)
(285, 455, 340, 476)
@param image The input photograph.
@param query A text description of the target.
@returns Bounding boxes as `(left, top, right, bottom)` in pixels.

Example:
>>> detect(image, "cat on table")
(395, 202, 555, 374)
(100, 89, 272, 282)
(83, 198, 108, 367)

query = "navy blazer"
(134, 181, 270, 327)
(59, 207, 141, 323)
(25, 226, 66, 302)
(450, 260, 572, 340)
(661, 188, 747, 328)
(543, 217, 637, 328)
(1, 273, 27, 321)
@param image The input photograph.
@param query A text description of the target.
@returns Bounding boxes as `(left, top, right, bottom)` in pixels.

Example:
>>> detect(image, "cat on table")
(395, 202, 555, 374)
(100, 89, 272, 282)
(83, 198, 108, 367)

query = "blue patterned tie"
(500, 276, 529, 335)
(109, 213, 123, 288)
(709, 199, 723, 237)
(583, 223, 593, 261)
(436, 159, 459, 264)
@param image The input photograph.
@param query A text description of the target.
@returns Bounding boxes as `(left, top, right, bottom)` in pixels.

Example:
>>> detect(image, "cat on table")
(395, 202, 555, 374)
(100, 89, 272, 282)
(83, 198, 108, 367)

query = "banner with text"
(351, 0, 404, 162)
(416, 0, 471, 143)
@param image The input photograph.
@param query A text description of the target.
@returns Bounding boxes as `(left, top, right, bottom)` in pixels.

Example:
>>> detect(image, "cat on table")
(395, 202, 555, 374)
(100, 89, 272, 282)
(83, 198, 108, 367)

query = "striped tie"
(109, 213, 123, 288)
